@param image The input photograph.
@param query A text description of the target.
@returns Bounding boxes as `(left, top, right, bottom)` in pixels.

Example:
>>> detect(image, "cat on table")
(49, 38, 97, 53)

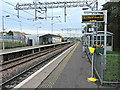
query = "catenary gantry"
(15, 0, 98, 10)
(15, 0, 98, 20)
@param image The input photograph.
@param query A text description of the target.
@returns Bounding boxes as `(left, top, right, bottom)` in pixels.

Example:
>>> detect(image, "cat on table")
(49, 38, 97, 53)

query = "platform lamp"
(2, 15, 10, 50)
(37, 26, 41, 45)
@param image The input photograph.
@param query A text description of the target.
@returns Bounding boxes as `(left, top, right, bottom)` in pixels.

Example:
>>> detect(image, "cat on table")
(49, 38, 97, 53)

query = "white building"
(39, 34, 62, 45)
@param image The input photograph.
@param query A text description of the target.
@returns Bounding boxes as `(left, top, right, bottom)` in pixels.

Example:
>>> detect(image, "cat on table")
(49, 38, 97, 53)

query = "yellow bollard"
(88, 47, 97, 82)
(88, 77, 97, 82)
(88, 47, 95, 54)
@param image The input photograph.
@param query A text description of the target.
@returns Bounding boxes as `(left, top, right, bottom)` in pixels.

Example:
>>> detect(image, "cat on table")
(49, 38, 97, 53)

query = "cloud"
(10, 28, 62, 35)
(0, 1, 2, 30)
(4, 0, 73, 4)
(3, 0, 33, 3)
(1, 0, 107, 37)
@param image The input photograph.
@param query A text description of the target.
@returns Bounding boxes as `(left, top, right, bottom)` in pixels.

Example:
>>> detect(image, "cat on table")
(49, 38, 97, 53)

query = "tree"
(84, 24, 92, 32)
(7, 30, 13, 36)
(101, 2, 120, 51)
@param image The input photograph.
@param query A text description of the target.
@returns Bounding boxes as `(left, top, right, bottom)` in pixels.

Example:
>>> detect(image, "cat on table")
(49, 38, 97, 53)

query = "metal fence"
(0, 35, 28, 49)
(0, 35, 22, 40)
(85, 46, 120, 84)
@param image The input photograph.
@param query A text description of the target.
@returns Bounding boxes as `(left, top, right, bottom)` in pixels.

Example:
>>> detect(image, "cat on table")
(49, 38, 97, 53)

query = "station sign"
(82, 15, 104, 23)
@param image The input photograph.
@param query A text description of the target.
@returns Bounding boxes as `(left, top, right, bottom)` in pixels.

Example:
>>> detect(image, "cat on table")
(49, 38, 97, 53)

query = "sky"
(0, 0, 108, 37)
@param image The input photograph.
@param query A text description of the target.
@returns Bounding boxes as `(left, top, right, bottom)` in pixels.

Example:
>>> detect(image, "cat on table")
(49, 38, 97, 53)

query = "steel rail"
(1, 44, 68, 71)
(0, 43, 74, 88)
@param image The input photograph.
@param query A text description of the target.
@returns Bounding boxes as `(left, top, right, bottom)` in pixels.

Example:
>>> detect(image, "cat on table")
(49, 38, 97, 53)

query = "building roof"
(39, 34, 61, 38)
(84, 31, 113, 36)
(12, 31, 29, 35)
(12, 31, 21, 34)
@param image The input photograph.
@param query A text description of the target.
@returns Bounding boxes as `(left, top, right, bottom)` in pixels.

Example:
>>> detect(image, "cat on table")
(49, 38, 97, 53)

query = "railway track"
(1, 42, 74, 89)
(1, 44, 68, 71)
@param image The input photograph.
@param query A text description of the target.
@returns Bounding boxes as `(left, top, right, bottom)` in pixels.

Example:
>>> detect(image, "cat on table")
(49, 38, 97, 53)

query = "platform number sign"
(82, 15, 104, 23)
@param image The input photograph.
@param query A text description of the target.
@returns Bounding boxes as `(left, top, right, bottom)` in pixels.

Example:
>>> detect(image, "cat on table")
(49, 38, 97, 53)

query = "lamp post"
(37, 27, 41, 45)
(2, 15, 10, 50)
(19, 21, 22, 43)
(51, 21, 61, 34)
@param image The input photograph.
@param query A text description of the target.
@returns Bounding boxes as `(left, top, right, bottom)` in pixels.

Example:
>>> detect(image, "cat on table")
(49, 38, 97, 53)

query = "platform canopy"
(84, 31, 113, 36)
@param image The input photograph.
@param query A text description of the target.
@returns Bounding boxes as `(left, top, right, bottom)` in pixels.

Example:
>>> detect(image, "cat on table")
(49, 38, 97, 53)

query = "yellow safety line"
(39, 42, 79, 88)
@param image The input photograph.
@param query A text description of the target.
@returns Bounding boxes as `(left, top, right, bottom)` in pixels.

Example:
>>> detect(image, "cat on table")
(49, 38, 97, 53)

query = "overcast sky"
(0, 0, 108, 37)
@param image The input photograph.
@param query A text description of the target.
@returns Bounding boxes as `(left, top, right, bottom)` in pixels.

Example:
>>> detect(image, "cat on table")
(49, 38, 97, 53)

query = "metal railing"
(0, 35, 27, 49)
(85, 46, 120, 84)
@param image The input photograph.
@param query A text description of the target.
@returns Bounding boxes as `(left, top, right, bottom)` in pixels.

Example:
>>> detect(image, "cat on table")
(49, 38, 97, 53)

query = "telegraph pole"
(2, 15, 10, 50)
(51, 7, 53, 33)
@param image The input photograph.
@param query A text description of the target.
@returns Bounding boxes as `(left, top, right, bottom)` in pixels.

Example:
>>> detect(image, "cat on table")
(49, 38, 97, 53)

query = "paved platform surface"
(38, 42, 98, 88)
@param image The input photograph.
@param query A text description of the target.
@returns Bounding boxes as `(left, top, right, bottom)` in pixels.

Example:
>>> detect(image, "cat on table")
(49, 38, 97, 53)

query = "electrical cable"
(1, 0, 71, 34)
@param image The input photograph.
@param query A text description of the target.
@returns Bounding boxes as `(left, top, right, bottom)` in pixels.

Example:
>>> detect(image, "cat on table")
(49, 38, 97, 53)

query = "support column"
(39, 48, 41, 52)
(104, 10, 107, 65)
(0, 55, 3, 63)
(100, 36, 101, 45)
(32, 49, 34, 54)
(112, 36, 113, 51)
(92, 31, 94, 46)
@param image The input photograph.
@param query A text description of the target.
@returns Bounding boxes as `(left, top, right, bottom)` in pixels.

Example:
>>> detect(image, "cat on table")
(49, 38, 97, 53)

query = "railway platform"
(38, 42, 98, 88)
(14, 42, 119, 89)
(0, 42, 70, 63)
(0, 42, 69, 54)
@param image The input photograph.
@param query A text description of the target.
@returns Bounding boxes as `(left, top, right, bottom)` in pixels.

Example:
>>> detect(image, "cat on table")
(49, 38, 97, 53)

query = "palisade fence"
(0, 35, 28, 49)
(85, 46, 120, 84)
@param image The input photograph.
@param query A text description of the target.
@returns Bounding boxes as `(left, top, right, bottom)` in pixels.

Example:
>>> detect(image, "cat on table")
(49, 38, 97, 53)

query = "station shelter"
(39, 34, 62, 45)
(84, 31, 113, 51)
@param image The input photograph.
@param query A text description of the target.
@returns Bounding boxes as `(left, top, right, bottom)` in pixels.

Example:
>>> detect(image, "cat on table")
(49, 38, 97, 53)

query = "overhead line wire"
(1, 0, 63, 32)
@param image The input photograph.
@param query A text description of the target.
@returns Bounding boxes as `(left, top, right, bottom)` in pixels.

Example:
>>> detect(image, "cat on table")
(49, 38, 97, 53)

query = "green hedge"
(95, 48, 104, 54)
